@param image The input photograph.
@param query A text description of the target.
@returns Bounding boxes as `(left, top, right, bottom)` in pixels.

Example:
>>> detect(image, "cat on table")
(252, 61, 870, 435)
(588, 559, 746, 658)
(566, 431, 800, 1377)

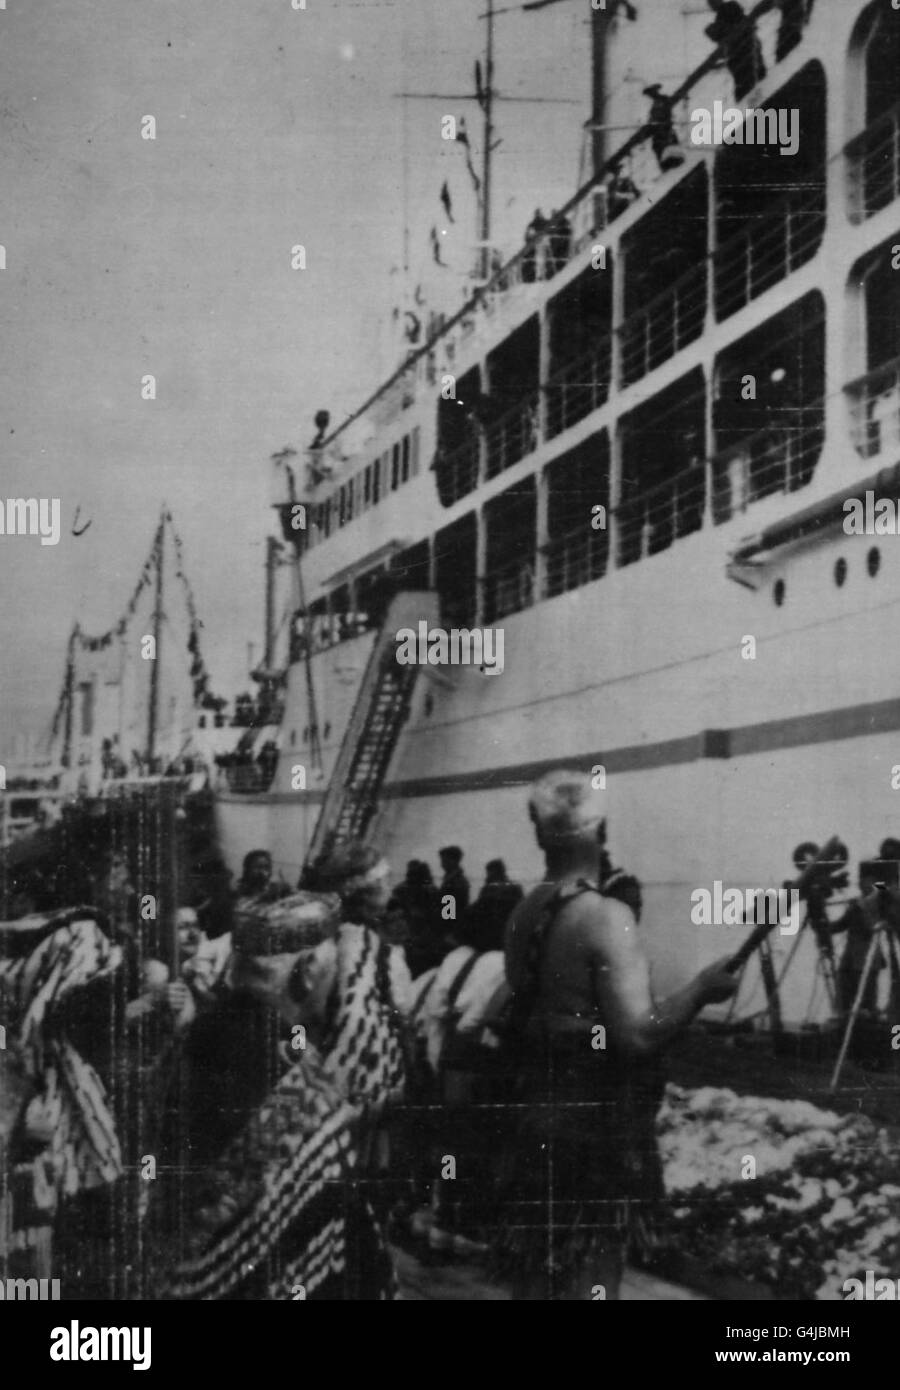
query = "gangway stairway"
(304, 590, 439, 866)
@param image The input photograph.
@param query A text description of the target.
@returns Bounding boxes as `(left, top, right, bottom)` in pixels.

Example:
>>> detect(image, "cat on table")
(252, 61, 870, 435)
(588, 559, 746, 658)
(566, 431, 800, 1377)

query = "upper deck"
(283, 0, 900, 657)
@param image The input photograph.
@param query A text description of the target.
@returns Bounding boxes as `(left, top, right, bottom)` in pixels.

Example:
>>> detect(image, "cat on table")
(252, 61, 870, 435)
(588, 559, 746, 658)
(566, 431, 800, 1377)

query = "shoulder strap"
(507, 881, 598, 1037)
(409, 971, 438, 1024)
(446, 950, 479, 1014)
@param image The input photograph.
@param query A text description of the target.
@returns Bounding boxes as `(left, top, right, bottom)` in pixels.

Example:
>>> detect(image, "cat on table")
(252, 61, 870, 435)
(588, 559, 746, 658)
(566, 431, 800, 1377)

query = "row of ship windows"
(303, 427, 421, 547)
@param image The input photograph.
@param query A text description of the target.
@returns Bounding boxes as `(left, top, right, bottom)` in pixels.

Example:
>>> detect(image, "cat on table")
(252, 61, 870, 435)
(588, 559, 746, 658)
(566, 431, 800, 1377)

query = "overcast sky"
(0, 0, 698, 759)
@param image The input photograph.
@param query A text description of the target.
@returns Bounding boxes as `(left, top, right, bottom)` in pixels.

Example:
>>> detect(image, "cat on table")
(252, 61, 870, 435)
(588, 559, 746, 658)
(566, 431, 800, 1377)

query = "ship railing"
(620, 260, 707, 387)
(542, 521, 609, 599)
(544, 335, 613, 440)
(484, 390, 541, 480)
(710, 407, 825, 524)
(713, 179, 826, 321)
(434, 434, 481, 505)
(845, 356, 900, 462)
(616, 464, 706, 568)
(847, 101, 900, 221)
(222, 761, 279, 795)
(481, 556, 536, 623)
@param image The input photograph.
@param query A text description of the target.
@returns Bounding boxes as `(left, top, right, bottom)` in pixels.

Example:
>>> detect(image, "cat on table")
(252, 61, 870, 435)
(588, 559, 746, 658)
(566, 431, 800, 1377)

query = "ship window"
(868, 547, 880, 577)
(834, 558, 847, 588)
(401, 434, 411, 483)
(714, 63, 826, 322)
(846, 241, 900, 462)
(773, 579, 785, 607)
(391, 443, 401, 490)
(394, 538, 430, 593)
(483, 477, 536, 623)
(713, 291, 825, 523)
(356, 567, 391, 631)
(846, 1, 900, 218)
(411, 426, 421, 476)
(363, 464, 372, 506)
(862, 3, 900, 128)
(485, 316, 540, 479)
(434, 512, 478, 627)
(543, 431, 610, 599)
(621, 167, 707, 387)
(546, 265, 613, 438)
(331, 583, 353, 642)
(338, 485, 347, 527)
(435, 366, 482, 506)
(372, 457, 381, 505)
(618, 369, 706, 568)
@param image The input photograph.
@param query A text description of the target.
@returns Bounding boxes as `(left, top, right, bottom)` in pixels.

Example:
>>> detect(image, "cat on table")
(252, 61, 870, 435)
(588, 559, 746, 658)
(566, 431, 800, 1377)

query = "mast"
(480, 0, 495, 280)
(146, 513, 164, 768)
(264, 536, 280, 670)
(590, 3, 610, 178)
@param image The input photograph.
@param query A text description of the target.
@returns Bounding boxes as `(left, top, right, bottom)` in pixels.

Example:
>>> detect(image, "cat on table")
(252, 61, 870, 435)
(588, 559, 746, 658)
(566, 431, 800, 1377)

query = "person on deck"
(438, 845, 471, 922)
(493, 768, 738, 1300)
(643, 85, 685, 173)
(466, 860, 524, 953)
(705, 0, 766, 101)
(389, 859, 446, 978)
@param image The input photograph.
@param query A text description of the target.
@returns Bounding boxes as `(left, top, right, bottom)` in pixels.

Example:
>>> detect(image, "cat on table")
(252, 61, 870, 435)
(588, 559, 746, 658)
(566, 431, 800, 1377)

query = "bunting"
(46, 511, 224, 759)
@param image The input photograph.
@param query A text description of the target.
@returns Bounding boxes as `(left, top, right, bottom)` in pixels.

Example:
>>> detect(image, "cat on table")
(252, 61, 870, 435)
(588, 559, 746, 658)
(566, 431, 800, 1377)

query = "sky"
(0, 0, 700, 761)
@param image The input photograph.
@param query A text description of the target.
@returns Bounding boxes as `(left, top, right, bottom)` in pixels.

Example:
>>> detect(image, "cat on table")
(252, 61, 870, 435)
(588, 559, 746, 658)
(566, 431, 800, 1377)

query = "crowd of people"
(4, 761, 895, 1300)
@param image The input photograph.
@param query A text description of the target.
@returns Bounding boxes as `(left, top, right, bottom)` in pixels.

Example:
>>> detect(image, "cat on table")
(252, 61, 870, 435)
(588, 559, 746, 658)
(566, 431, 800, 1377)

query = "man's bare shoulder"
(564, 890, 636, 937)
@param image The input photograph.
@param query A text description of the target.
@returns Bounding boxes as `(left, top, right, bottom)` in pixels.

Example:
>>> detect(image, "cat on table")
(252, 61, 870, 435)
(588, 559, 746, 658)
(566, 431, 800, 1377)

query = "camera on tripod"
(791, 839, 850, 903)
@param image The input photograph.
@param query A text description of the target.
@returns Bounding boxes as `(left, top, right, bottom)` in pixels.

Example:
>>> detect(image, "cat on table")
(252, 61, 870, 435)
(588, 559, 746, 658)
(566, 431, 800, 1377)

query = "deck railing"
(222, 760, 279, 794)
(544, 337, 613, 440)
(620, 261, 707, 387)
(845, 356, 900, 462)
(435, 434, 481, 505)
(714, 181, 825, 321)
(482, 556, 536, 623)
(710, 407, 825, 524)
(617, 464, 706, 568)
(484, 392, 541, 480)
(542, 521, 609, 599)
(847, 102, 900, 221)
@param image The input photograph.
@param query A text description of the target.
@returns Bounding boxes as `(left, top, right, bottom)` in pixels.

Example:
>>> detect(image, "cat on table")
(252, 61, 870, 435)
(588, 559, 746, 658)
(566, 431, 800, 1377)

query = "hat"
(232, 890, 341, 956)
(643, 83, 665, 99)
(529, 769, 609, 847)
(439, 845, 463, 862)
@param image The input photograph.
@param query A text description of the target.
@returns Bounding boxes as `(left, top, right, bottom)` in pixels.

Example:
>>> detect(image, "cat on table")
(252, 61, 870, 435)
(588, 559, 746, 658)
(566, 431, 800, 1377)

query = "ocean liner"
(214, 0, 900, 1022)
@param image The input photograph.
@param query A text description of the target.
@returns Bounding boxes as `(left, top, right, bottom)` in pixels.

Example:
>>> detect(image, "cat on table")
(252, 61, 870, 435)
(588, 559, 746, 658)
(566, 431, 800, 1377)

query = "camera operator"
(828, 850, 900, 1017)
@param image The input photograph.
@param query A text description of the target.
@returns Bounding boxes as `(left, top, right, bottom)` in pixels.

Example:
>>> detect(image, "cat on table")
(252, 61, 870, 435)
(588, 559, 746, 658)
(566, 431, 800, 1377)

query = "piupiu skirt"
(491, 1039, 666, 1293)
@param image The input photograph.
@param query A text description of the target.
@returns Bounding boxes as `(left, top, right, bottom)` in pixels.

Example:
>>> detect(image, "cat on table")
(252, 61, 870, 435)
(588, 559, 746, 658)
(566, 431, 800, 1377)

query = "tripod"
(724, 895, 841, 1032)
(829, 892, 900, 1091)
(774, 894, 840, 1019)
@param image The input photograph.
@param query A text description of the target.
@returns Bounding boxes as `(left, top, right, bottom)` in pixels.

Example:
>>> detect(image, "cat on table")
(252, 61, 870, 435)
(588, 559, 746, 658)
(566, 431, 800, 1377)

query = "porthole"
(834, 557, 847, 588)
(868, 546, 881, 578)
(773, 579, 786, 607)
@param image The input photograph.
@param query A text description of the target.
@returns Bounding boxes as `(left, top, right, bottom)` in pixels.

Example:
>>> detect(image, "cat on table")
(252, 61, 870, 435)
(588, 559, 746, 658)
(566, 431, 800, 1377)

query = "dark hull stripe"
(218, 695, 900, 806)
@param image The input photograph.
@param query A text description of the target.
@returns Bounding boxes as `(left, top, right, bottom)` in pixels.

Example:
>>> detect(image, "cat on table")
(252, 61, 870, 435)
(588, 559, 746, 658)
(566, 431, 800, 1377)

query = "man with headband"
(493, 768, 737, 1301)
